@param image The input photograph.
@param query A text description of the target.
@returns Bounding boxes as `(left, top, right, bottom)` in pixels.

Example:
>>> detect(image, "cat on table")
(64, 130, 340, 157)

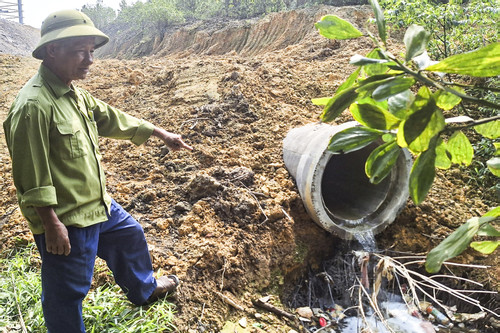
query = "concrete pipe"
(283, 122, 412, 240)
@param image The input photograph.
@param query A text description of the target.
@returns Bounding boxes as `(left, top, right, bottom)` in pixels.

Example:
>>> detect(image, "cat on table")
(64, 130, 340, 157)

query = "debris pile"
(286, 251, 498, 332)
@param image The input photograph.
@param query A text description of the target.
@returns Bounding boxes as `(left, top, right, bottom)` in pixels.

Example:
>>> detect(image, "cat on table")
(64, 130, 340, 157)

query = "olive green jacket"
(3, 64, 155, 234)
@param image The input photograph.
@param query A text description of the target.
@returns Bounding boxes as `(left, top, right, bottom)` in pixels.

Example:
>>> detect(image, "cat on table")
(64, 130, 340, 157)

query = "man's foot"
(146, 275, 180, 304)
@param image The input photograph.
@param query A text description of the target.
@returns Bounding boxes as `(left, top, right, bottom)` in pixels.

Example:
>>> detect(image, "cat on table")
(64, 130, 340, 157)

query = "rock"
(155, 218, 173, 230)
(238, 317, 247, 328)
(296, 306, 313, 319)
(229, 166, 255, 186)
(186, 173, 222, 200)
(174, 201, 192, 212)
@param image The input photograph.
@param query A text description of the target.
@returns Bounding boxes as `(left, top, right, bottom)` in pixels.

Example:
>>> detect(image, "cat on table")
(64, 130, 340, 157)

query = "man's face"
(46, 37, 96, 85)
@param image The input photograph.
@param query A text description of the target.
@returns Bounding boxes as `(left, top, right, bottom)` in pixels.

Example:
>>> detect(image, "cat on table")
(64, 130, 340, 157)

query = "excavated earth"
(0, 5, 498, 332)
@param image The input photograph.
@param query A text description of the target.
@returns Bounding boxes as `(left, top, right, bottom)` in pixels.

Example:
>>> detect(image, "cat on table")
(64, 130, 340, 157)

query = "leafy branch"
(313, 0, 499, 272)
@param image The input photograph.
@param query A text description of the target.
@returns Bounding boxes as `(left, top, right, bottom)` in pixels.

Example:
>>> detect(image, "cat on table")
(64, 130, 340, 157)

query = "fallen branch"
(216, 291, 245, 311)
(252, 297, 295, 321)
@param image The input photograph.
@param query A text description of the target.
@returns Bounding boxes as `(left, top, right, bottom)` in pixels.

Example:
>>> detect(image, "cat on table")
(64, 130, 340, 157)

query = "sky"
(17, 0, 142, 28)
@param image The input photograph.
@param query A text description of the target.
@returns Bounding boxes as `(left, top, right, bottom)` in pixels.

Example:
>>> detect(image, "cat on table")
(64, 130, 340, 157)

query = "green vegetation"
(426, 206, 500, 273)
(0, 244, 177, 332)
(380, 0, 499, 59)
(81, 0, 369, 31)
(313, 0, 499, 272)
(82, 0, 117, 29)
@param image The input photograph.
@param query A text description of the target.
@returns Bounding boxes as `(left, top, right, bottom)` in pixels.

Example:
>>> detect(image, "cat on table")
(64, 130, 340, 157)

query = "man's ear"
(44, 42, 60, 58)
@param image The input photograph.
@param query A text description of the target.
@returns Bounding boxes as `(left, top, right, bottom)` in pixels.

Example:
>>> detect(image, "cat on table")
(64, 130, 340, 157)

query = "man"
(3, 10, 192, 333)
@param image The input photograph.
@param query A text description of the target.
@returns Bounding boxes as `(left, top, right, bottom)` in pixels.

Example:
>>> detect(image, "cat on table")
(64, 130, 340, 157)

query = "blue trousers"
(34, 199, 157, 333)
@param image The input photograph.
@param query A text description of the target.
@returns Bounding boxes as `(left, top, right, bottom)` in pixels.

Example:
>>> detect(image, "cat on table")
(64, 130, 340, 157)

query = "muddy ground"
(0, 5, 498, 333)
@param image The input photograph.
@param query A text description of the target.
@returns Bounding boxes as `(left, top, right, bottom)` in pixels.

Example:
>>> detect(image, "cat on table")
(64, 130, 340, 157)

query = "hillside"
(0, 5, 497, 332)
(0, 18, 38, 57)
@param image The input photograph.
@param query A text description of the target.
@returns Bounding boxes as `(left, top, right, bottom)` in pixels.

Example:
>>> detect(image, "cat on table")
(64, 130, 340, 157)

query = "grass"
(0, 243, 177, 333)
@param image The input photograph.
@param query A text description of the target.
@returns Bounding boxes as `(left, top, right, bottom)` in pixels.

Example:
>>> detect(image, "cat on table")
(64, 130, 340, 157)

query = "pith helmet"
(32, 9, 109, 60)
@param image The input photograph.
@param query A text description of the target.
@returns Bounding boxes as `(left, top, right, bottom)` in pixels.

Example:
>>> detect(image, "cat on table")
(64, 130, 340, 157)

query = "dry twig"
(239, 182, 269, 225)
(372, 254, 499, 318)
(216, 291, 245, 311)
(358, 277, 396, 333)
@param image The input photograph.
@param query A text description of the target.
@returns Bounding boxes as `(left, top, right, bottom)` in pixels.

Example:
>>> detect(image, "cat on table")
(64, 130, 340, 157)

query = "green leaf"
(350, 54, 389, 66)
(477, 223, 500, 237)
(355, 74, 397, 95)
(470, 241, 499, 254)
(364, 49, 390, 76)
(413, 51, 436, 70)
(474, 120, 500, 139)
(315, 15, 363, 40)
(435, 90, 463, 111)
(404, 24, 431, 61)
(407, 86, 432, 116)
(447, 131, 474, 166)
(425, 42, 500, 77)
(350, 102, 400, 130)
(368, 0, 386, 43)
(425, 216, 481, 273)
(311, 97, 331, 106)
(357, 96, 388, 110)
(494, 143, 500, 156)
(435, 138, 451, 169)
(327, 126, 384, 153)
(321, 74, 396, 123)
(487, 157, 500, 176)
(409, 142, 436, 205)
(484, 206, 500, 218)
(321, 87, 359, 122)
(372, 77, 416, 101)
(382, 133, 396, 142)
(397, 95, 445, 153)
(365, 140, 401, 184)
(336, 67, 361, 94)
(388, 90, 415, 119)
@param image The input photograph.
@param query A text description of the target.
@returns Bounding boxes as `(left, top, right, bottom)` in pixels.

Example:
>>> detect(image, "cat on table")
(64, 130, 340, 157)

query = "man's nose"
(84, 51, 94, 64)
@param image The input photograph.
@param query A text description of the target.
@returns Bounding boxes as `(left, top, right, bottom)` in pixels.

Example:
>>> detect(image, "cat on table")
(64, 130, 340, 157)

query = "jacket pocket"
(55, 121, 87, 159)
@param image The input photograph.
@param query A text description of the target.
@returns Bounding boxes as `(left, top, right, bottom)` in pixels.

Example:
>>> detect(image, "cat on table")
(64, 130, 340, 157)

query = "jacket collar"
(38, 64, 73, 98)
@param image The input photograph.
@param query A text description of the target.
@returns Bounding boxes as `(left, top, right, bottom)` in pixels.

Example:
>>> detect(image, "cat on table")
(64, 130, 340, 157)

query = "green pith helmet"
(32, 9, 109, 60)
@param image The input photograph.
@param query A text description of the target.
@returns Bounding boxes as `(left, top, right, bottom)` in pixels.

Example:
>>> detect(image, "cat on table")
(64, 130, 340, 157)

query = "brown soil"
(0, 5, 498, 333)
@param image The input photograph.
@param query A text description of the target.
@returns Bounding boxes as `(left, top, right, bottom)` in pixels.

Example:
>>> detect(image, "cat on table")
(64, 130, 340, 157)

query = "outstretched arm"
(151, 127, 193, 152)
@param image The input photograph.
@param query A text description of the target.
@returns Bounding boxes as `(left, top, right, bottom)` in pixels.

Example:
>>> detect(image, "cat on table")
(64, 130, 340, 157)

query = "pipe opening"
(321, 143, 391, 222)
(283, 122, 411, 239)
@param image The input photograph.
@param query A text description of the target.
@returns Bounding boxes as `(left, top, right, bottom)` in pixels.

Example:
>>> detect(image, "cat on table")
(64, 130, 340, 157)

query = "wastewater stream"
(342, 231, 438, 333)
(287, 232, 488, 333)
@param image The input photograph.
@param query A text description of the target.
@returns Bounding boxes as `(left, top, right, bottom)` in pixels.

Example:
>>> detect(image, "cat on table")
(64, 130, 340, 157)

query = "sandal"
(146, 274, 180, 304)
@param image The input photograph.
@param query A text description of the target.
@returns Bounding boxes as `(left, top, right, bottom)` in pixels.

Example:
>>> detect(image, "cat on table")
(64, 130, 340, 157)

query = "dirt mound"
(98, 5, 370, 59)
(0, 5, 497, 333)
(0, 19, 39, 57)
